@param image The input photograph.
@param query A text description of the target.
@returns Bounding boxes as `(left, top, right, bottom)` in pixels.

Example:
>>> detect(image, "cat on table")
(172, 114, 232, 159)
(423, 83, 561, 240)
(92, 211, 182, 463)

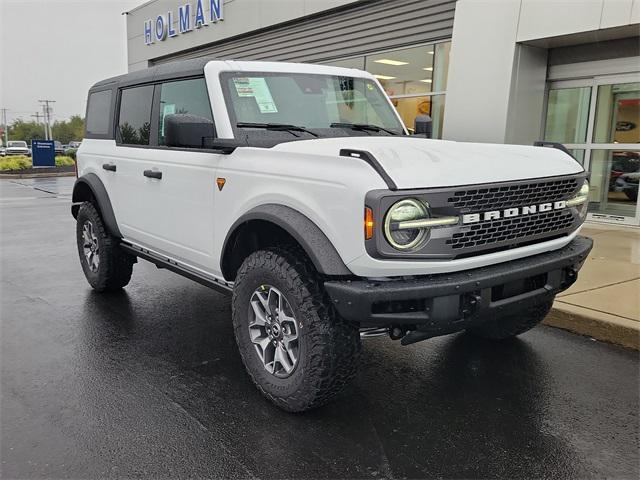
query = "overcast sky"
(1, 0, 141, 124)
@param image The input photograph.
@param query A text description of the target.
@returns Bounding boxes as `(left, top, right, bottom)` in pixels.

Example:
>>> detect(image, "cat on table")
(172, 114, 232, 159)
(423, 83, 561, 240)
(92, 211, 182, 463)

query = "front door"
(544, 74, 640, 226)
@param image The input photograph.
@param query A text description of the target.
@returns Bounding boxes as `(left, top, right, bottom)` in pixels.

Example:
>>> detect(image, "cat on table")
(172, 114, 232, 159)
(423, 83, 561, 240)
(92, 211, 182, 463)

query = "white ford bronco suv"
(73, 59, 593, 412)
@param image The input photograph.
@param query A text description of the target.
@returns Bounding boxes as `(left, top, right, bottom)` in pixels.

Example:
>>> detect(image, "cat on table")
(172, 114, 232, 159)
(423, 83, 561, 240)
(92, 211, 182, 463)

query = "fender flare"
(71, 173, 122, 238)
(221, 204, 353, 278)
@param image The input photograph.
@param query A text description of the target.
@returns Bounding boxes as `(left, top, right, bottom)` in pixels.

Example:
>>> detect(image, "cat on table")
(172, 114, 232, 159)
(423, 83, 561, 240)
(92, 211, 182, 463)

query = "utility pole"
(38, 100, 55, 140)
(0, 108, 8, 147)
(31, 112, 45, 139)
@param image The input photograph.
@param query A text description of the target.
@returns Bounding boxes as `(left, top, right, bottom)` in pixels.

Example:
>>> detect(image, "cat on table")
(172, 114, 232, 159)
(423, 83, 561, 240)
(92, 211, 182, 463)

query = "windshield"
(221, 72, 405, 140)
(8, 141, 27, 148)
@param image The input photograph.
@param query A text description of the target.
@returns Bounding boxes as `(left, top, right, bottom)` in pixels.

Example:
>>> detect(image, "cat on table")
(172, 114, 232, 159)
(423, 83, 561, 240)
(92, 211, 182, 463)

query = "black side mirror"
(164, 114, 215, 148)
(413, 114, 433, 138)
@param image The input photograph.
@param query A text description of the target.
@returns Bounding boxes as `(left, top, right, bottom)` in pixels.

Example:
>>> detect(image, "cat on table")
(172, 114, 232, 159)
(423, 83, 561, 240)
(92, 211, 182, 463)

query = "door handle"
(102, 163, 116, 172)
(143, 169, 162, 180)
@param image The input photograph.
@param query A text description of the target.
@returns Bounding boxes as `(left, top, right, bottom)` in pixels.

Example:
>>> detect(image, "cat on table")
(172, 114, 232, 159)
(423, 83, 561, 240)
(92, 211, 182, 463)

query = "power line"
(0, 108, 8, 147)
(38, 99, 55, 140)
(31, 112, 47, 139)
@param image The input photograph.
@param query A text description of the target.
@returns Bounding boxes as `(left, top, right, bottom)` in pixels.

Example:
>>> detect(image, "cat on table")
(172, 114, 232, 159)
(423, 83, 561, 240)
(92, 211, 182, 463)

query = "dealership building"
(126, 0, 640, 226)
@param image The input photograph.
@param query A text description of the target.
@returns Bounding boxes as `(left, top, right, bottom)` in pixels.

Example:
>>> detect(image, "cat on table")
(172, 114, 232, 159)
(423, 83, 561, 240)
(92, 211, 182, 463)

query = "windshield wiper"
(329, 122, 399, 136)
(236, 122, 319, 138)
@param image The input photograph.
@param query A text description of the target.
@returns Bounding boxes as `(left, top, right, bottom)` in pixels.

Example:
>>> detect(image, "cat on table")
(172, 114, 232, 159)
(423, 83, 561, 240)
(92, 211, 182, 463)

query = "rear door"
(108, 84, 155, 242)
(114, 77, 222, 272)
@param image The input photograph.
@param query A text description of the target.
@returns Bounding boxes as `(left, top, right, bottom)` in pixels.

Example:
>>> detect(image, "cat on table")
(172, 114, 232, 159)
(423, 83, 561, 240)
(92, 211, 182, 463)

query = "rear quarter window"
(85, 90, 112, 137)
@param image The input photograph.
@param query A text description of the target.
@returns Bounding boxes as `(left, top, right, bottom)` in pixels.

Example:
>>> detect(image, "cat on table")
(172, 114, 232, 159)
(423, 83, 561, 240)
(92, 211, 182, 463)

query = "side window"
(158, 78, 214, 146)
(86, 90, 112, 137)
(117, 85, 154, 145)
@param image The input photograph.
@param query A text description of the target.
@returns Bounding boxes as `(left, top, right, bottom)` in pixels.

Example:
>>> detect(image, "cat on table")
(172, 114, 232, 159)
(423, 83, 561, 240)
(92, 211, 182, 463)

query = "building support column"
(442, 0, 548, 146)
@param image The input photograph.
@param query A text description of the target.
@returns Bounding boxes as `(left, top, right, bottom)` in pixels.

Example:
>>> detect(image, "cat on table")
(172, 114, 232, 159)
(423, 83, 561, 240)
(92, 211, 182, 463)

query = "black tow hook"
(400, 323, 464, 346)
(389, 327, 406, 340)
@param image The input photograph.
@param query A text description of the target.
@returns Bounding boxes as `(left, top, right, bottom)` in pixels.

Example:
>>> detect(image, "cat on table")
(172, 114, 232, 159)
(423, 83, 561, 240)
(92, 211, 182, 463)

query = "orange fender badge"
(216, 177, 226, 191)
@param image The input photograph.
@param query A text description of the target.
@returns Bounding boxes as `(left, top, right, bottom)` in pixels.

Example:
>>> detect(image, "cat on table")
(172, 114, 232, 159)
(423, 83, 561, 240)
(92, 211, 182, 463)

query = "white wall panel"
(516, 0, 604, 42)
(442, 0, 520, 143)
(631, 0, 640, 22)
(601, 0, 633, 28)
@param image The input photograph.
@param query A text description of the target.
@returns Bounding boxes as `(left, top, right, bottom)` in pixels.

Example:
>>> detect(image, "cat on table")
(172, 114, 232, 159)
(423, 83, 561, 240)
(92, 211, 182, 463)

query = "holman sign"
(144, 0, 224, 45)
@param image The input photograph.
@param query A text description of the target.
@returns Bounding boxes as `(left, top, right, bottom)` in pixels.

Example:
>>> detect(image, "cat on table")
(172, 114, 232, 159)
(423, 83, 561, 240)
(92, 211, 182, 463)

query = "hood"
(271, 137, 583, 189)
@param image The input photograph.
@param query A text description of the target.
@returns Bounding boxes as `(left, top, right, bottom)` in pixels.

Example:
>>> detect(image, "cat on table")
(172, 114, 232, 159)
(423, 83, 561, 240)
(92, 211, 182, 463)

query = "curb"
(0, 172, 76, 179)
(544, 302, 639, 350)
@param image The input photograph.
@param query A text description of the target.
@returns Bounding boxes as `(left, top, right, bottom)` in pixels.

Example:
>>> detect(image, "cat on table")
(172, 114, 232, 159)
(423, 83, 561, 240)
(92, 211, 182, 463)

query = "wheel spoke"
(255, 290, 271, 314)
(283, 339, 297, 364)
(275, 345, 294, 374)
(283, 331, 298, 347)
(267, 288, 280, 317)
(257, 336, 271, 351)
(249, 299, 267, 326)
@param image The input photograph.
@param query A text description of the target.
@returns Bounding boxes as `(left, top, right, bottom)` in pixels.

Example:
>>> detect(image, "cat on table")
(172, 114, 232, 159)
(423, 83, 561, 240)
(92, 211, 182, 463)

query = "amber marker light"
(365, 207, 375, 240)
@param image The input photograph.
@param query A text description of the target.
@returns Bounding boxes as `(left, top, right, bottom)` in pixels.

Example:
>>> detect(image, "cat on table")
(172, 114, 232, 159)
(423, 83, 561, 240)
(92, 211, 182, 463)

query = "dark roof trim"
(90, 57, 211, 91)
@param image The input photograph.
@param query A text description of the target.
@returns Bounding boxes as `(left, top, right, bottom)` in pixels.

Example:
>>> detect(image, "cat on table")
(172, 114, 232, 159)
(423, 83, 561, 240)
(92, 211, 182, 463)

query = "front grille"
(447, 209, 575, 250)
(448, 177, 579, 212)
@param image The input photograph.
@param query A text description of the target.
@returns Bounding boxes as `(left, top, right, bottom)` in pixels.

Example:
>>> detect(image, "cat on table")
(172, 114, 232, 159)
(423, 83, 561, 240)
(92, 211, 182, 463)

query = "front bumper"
(325, 236, 593, 336)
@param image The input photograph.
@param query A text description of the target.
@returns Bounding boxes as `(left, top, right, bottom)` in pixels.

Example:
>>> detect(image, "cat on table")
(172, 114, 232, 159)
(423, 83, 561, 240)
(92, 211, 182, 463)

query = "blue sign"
(31, 140, 55, 167)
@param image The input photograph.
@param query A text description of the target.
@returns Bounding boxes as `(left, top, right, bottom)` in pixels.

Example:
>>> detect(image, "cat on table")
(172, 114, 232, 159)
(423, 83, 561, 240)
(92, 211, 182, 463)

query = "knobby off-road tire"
(76, 202, 135, 292)
(466, 299, 554, 340)
(232, 248, 361, 412)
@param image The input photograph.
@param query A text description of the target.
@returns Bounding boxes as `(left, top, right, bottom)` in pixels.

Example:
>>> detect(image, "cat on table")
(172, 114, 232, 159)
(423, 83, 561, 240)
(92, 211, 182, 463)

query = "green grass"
(0, 155, 75, 171)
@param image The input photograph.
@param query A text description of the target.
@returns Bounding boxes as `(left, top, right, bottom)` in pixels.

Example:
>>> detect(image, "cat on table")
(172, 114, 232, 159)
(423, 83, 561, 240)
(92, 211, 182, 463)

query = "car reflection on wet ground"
(1, 177, 638, 479)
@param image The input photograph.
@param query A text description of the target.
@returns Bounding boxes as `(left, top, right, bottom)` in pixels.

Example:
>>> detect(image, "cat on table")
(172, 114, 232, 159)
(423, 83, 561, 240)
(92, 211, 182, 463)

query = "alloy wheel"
(82, 220, 100, 273)
(248, 285, 300, 378)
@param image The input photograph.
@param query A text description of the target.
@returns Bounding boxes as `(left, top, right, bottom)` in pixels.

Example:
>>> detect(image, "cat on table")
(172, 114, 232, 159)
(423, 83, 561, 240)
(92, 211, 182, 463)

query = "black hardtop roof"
(90, 57, 214, 91)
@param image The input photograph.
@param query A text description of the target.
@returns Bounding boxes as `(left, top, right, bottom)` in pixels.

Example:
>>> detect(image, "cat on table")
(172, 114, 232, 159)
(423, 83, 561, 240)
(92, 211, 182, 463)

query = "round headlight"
(384, 198, 430, 250)
(579, 180, 589, 197)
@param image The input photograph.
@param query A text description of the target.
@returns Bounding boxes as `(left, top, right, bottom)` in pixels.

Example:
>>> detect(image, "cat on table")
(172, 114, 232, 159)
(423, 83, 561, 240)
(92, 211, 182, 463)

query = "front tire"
(466, 299, 553, 340)
(76, 202, 135, 292)
(232, 248, 361, 412)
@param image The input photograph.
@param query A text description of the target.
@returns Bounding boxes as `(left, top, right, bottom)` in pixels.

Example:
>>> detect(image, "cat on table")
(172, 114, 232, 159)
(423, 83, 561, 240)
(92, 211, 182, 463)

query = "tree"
(8, 116, 85, 144)
(52, 116, 85, 144)
(8, 120, 46, 142)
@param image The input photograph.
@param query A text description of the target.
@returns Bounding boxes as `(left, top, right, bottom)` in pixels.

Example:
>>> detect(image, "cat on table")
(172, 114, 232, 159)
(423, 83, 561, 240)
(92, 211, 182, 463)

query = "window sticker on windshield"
(161, 104, 176, 136)
(233, 77, 278, 114)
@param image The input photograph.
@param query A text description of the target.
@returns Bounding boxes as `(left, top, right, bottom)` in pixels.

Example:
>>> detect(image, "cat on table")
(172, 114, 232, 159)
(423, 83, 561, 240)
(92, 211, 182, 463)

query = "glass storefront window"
(543, 75, 640, 225)
(544, 87, 591, 143)
(392, 94, 445, 137)
(366, 45, 435, 97)
(321, 41, 452, 138)
(323, 56, 365, 70)
(569, 149, 585, 166)
(588, 149, 639, 218)
(593, 82, 640, 143)
(432, 41, 451, 93)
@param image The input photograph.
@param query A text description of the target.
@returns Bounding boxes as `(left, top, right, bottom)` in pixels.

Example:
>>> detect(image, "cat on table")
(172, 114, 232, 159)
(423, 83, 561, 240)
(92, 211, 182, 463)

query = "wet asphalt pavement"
(1, 177, 639, 479)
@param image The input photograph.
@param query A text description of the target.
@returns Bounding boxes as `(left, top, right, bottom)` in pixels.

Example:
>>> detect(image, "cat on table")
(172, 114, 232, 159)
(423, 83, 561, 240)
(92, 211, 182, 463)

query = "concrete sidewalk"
(544, 223, 640, 349)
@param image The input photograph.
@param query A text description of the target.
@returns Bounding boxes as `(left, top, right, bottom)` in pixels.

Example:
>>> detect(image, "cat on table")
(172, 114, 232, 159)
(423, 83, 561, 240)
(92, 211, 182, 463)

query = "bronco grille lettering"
(462, 200, 567, 224)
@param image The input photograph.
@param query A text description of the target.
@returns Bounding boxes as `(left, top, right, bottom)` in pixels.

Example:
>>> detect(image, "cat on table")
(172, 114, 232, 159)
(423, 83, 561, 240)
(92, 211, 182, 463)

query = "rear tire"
(76, 202, 135, 292)
(232, 248, 361, 412)
(466, 299, 553, 340)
